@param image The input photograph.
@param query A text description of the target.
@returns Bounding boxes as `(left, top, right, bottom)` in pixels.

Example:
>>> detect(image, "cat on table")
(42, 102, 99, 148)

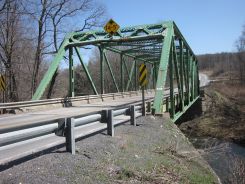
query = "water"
(190, 137, 245, 184)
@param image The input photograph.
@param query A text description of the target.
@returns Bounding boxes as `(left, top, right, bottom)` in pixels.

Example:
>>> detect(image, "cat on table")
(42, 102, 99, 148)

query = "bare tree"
(0, 0, 7, 12)
(45, 0, 106, 98)
(0, 0, 106, 102)
(26, 0, 106, 98)
(235, 23, 245, 84)
(0, 0, 22, 101)
(29, 0, 49, 96)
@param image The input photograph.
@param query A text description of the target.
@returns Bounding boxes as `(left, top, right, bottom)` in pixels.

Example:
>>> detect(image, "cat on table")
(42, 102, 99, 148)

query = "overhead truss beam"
(32, 21, 200, 122)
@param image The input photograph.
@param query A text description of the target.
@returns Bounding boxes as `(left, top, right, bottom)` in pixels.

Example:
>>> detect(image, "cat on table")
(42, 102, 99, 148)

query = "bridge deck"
(0, 93, 156, 133)
(0, 112, 144, 166)
(0, 92, 156, 166)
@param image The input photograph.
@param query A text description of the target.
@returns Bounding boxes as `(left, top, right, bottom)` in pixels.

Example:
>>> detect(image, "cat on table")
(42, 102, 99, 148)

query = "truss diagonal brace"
(32, 36, 71, 100)
(123, 57, 133, 89)
(173, 41, 183, 110)
(75, 47, 98, 95)
(103, 50, 119, 92)
(126, 60, 136, 91)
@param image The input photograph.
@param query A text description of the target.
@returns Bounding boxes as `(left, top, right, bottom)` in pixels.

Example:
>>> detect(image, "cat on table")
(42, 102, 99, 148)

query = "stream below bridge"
(189, 137, 245, 184)
(181, 73, 245, 183)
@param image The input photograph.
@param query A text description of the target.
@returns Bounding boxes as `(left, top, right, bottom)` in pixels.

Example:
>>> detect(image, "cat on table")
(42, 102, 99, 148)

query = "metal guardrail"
(0, 123, 59, 147)
(0, 89, 181, 167)
(0, 99, 157, 166)
(0, 89, 155, 111)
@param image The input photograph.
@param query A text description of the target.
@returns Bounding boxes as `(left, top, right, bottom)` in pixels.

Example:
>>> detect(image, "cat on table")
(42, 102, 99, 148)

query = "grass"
(106, 124, 218, 183)
(67, 116, 220, 184)
(186, 172, 217, 184)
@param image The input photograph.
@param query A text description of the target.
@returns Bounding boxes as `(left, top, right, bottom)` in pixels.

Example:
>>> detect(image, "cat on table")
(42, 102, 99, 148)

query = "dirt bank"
(180, 82, 245, 146)
(0, 116, 219, 184)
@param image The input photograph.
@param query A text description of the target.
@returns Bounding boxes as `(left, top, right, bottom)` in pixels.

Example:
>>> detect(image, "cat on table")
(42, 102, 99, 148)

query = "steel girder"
(32, 21, 199, 122)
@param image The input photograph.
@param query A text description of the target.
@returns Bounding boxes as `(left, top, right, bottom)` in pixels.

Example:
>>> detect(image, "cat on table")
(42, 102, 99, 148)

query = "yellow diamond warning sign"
(104, 19, 120, 35)
(0, 74, 6, 91)
(139, 64, 147, 87)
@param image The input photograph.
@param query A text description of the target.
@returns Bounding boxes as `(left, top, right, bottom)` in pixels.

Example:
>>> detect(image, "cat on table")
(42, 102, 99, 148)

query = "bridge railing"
(0, 99, 153, 166)
(0, 90, 180, 167)
(0, 89, 155, 113)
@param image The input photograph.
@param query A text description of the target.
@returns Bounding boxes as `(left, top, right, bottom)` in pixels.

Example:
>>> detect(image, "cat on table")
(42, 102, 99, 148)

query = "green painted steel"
(103, 50, 119, 92)
(173, 41, 183, 111)
(152, 22, 174, 114)
(75, 47, 98, 95)
(134, 60, 137, 91)
(179, 40, 184, 110)
(32, 21, 200, 122)
(32, 34, 72, 100)
(150, 64, 154, 89)
(99, 47, 105, 94)
(69, 47, 74, 97)
(120, 54, 124, 92)
(126, 60, 135, 91)
(169, 45, 174, 118)
(123, 58, 133, 91)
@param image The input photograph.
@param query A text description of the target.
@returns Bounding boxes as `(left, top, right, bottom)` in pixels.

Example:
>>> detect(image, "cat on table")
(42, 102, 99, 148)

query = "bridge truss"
(32, 21, 200, 121)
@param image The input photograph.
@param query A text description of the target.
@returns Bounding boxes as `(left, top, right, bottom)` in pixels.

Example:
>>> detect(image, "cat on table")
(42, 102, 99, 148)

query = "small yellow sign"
(139, 64, 147, 87)
(104, 19, 120, 35)
(0, 74, 6, 91)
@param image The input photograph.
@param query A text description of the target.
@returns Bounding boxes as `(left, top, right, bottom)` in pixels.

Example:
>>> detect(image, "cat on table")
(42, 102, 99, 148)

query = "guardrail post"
(142, 101, 146, 116)
(130, 105, 136, 126)
(147, 101, 151, 113)
(66, 118, 75, 155)
(107, 109, 114, 136)
(87, 95, 90, 104)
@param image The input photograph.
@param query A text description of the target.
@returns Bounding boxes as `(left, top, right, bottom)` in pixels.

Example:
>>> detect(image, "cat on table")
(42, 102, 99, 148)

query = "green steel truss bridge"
(32, 21, 200, 122)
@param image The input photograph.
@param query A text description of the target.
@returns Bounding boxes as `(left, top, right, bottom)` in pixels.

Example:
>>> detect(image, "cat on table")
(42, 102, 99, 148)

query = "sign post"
(139, 64, 147, 116)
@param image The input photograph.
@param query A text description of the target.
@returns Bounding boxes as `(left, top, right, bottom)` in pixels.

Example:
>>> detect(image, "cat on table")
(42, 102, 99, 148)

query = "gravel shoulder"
(0, 116, 219, 184)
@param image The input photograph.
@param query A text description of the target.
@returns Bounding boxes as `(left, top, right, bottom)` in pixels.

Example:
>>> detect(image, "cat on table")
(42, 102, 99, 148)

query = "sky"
(99, 0, 245, 55)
